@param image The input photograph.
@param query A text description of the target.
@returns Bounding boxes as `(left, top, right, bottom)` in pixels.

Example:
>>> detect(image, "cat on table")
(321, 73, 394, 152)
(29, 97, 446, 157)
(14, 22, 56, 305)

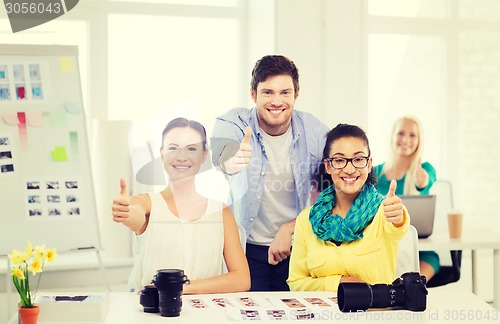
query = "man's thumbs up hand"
(242, 126, 252, 145)
(222, 126, 253, 175)
(383, 180, 404, 226)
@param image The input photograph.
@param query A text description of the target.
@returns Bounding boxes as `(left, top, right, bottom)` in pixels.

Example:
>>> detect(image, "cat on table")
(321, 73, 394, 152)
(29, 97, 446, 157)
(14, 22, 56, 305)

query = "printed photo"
(46, 181, 59, 189)
(29, 64, 41, 81)
(0, 65, 8, 80)
(28, 195, 41, 204)
(328, 297, 338, 304)
(290, 309, 315, 320)
(27, 181, 40, 190)
(266, 310, 288, 321)
(240, 309, 260, 321)
(15, 84, 26, 100)
(68, 207, 80, 216)
(281, 298, 306, 308)
(48, 208, 61, 216)
(237, 297, 260, 307)
(65, 181, 78, 189)
(304, 297, 330, 307)
(0, 85, 10, 100)
(31, 83, 43, 100)
(0, 164, 14, 173)
(47, 195, 60, 203)
(188, 299, 208, 309)
(211, 297, 233, 308)
(66, 195, 78, 203)
(0, 151, 12, 159)
(13, 64, 24, 81)
(28, 209, 42, 217)
(0, 137, 10, 145)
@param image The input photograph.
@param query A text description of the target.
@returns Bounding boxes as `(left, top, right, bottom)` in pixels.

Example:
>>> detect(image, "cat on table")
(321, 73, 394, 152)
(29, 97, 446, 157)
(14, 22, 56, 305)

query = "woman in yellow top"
(287, 123, 409, 292)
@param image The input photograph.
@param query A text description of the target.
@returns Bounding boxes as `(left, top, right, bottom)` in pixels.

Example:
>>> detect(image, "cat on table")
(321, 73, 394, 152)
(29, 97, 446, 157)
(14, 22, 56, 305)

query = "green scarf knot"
(309, 183, 384, 243)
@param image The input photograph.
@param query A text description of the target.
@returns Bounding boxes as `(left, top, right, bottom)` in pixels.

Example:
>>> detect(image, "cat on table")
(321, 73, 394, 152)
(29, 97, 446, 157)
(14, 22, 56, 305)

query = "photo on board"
(1, 164, 14, 172)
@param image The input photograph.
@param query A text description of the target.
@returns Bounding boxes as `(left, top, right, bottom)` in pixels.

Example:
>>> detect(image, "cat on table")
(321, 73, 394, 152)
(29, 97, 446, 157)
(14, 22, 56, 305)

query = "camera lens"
(338, 283, 372, 312)
(338, 273, 427, 313)
(338, 282, 405, 312)
(153, 269, 190, 317)
(139, 285, 159, 313)
(370, 284, 405, 308)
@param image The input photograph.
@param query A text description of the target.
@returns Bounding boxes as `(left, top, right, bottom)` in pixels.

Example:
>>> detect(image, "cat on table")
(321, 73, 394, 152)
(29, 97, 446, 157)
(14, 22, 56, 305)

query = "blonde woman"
(374, 116, 439, 280)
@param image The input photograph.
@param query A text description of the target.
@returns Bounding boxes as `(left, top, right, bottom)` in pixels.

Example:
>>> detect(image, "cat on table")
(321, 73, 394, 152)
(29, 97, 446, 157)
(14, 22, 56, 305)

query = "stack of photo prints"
(184, 295, 338, 321)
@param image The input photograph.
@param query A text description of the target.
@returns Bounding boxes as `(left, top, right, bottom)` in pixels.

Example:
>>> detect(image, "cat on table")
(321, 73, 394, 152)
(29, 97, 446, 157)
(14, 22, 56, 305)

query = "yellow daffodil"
(25, 241, 33, 255)
(45, 249, 57, 262)
(11, 267, 25, 280)
(28, 258, 43, 276)
(7, 249, 26, 266)
(34, 244, 46, 259)
(9, 242, 57, 308)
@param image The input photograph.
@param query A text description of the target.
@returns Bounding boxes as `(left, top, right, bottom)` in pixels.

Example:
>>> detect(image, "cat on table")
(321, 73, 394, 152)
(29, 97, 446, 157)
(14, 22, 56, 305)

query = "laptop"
(400, 195, 436, 238)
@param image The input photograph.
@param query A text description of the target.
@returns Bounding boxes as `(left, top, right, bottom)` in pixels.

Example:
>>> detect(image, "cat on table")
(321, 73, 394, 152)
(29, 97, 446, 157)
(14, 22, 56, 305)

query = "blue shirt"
(210, 107, 329, 240)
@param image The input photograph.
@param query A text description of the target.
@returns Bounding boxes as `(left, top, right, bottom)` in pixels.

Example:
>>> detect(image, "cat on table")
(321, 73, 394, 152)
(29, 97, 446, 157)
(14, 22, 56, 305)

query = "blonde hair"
(381, 115, 424, 195)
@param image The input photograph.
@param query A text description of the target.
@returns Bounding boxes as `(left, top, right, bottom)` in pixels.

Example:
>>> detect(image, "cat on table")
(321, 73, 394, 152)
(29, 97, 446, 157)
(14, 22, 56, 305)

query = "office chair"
(427, 250, 462, 287)
(427, 179, 462, 287)
(396, 225, 420, 277)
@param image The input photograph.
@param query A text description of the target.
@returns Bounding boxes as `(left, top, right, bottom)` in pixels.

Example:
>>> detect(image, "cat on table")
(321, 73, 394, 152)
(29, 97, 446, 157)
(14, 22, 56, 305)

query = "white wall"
(275, 0, 366, 129)
(91, 119, 134, 259)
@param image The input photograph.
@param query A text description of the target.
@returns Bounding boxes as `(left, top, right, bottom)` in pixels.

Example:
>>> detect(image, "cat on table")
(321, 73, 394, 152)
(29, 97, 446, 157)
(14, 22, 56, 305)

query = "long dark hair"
(313, 123, 377, 191)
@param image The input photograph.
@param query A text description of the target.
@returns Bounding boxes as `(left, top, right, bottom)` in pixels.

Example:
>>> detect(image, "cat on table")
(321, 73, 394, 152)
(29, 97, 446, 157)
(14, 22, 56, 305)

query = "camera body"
(338, 272, 427, 312)
(393, 272, 428, 311)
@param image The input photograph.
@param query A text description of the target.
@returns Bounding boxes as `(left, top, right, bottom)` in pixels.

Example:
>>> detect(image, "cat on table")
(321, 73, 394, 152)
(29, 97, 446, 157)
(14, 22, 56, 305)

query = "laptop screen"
(399, 195, 436, 238)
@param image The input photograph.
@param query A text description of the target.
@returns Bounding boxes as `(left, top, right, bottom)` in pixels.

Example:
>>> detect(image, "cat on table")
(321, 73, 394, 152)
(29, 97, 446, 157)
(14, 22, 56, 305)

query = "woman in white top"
(112, 117, 250, 294)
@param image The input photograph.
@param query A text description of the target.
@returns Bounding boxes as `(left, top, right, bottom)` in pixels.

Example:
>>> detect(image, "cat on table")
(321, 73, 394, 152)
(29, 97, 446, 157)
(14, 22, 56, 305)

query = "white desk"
(9, 289, 498, 323)
(418, 227, 500, 309)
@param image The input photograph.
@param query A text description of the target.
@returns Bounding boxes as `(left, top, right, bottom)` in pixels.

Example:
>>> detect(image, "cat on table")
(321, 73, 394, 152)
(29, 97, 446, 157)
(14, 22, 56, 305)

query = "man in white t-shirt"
(211, 55, 329, 291)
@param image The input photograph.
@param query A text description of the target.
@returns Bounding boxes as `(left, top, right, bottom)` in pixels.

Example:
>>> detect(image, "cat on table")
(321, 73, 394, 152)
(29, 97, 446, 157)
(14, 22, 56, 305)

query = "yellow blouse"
(287, 204, 409, 292)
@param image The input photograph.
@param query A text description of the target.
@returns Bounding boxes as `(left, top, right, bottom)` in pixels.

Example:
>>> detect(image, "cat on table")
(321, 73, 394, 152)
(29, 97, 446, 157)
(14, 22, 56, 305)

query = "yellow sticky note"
(59, 57, 75, 73)
(51, 146, 68, 161)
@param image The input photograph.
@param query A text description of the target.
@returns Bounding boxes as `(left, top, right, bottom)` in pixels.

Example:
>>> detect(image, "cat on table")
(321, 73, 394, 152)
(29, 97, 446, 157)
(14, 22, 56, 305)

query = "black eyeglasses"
(325, 156, 370, 169)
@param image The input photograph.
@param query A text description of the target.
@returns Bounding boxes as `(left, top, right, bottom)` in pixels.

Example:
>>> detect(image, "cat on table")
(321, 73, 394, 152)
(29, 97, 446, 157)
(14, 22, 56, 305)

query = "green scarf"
(309, 183, 384, 243)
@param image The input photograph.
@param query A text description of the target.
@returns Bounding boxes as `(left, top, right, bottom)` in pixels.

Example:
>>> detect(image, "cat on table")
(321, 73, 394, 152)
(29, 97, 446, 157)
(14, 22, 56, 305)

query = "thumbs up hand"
(383, 180, 404, 226)
(112, 177, 131, 224)
(112, 177, 147, 233)
(222, 126, 253, 175)
(414, 158, 429, 189)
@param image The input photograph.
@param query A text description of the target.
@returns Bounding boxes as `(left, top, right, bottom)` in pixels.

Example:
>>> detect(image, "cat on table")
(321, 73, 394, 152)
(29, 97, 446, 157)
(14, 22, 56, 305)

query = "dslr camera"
(338, 272, 427, 312)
